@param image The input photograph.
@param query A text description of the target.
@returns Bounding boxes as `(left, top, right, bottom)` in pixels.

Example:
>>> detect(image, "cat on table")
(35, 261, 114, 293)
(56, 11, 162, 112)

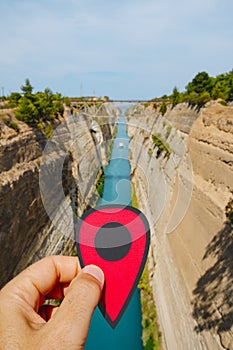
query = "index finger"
(1, 256, 80, 310)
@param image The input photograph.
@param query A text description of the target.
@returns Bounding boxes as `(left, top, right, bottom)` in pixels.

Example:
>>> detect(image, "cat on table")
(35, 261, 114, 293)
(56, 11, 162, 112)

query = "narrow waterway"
(85, 117, 143, 349)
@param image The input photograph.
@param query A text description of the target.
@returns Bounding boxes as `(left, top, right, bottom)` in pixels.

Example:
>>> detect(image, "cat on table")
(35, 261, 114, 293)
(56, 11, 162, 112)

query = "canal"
(85, 117, 143, 349)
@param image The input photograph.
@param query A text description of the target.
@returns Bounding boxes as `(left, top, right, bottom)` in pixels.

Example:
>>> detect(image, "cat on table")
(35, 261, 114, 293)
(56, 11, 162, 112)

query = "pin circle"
(95, 222, 132, 261)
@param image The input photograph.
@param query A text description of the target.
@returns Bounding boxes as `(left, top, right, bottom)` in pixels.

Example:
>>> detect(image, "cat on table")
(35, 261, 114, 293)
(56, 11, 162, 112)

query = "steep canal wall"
(1, 102, 232, 349)
(0, 109, 115, 287)
(127, 102, 233, 350)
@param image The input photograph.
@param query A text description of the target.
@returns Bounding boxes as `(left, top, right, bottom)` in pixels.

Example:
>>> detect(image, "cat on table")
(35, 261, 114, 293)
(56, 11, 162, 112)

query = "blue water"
(85, 117, 143, 349)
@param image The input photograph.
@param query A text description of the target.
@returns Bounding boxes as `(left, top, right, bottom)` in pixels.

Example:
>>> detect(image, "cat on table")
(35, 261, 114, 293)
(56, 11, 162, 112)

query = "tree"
(186, 71, 213, 95)
(54, 101, 64, 115)
(34, 88, 57, 120)
(171, 86, 181, 107)
(211, 73, 228, 100)
(160, 102, 167, 116)
(8, 92, 22, 107)
(13, 79, 66, 130)
(41, 88, 53, 118)
(21, 78, 33, 98)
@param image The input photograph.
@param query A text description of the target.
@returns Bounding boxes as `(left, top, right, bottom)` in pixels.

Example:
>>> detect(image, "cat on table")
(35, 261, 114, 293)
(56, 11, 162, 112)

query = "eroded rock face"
(186, 104, 233, 349)
(0, 117, 48, 285)
(0, 111, 114, 287)
(128, 102, 233, 350)
(189, 104, 233, 189)
(166, 102, 200, 134)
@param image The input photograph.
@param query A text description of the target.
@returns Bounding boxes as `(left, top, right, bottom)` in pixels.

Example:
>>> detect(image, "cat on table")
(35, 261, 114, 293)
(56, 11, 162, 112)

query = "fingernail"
(82, 265, 105, 287)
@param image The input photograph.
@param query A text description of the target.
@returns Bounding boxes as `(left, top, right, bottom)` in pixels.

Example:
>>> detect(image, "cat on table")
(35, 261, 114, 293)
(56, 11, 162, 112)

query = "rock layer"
(0, 110, 114, 287)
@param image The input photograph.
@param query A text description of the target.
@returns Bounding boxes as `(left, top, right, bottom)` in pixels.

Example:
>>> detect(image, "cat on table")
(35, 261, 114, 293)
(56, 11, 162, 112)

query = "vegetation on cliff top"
(6, 79, 70, 137)
(151, 69, 233, 110)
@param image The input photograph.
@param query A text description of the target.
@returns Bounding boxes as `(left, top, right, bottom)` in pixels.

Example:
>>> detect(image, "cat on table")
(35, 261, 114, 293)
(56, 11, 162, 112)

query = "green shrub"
(37, 119, 43, 132)
(152, 134, 171, 159)
(15, 97, 38, 124)
(13, 79, 65, 129)
(96, 171, 105, 196)
(171, 86, 181, 107)
(4, 120, 19, 132)
(219, 100, 227, 106)
(148, 148, 153, 157)
(62, 97, 71, 106)
(160, 102, 167, 116)
(45, 124, 53, 139)
(197, 91, 211, 106)
(8, 92, 22, 107)
(226, 197, 233, 225)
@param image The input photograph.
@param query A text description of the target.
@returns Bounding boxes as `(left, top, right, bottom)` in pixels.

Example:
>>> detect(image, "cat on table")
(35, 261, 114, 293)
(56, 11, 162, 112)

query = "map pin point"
(75, 205, 150, 328)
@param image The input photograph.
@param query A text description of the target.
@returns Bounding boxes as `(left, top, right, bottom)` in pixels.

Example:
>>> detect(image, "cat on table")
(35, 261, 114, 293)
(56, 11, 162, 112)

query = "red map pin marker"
(75, 205, 150, 328)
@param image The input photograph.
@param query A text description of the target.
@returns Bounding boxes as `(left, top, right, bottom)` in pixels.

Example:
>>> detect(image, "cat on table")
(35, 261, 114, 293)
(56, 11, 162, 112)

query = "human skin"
(0, 256, 104, 350)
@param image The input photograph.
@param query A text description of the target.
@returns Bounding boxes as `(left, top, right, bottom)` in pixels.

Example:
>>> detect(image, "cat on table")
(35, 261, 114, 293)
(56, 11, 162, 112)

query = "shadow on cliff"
(192, 220, 233, 337)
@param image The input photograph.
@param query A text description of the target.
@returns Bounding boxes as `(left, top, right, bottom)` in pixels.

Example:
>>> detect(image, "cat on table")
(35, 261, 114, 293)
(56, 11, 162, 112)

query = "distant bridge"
(69, 99, 166, 117)
(70, 99, 162, 104)
(70, 99, 166, 109)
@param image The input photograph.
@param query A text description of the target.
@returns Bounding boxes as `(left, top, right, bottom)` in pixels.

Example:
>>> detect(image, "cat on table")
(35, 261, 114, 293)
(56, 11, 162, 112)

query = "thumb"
(43, 265, 105, 349)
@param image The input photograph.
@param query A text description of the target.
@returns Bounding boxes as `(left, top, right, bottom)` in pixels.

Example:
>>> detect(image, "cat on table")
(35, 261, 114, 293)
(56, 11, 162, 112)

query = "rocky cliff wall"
(176, 103, 233, 349)
(127, 102, 233, 350)
(0, 110, 115, 287)
(165, 102, 200, 134)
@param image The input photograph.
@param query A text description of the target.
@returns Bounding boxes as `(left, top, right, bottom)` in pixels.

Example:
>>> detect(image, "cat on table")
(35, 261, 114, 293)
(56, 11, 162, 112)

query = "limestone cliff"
(127, 102, 233, 350)
(184, 104, 233, 349)
(0, 109, 115, 287)
(165, 102, 200, 134)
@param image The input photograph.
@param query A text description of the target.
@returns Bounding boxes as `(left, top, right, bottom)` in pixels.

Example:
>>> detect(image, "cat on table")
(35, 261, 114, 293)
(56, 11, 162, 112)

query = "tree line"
(152, 69, 233, 111)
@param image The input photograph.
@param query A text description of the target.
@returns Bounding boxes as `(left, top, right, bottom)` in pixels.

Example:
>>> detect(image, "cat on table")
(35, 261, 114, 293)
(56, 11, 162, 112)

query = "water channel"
(85, 117, 143, 349)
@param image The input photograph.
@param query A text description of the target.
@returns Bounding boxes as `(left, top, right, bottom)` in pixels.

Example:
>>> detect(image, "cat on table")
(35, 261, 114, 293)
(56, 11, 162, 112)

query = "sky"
(0, 0, 233, 99)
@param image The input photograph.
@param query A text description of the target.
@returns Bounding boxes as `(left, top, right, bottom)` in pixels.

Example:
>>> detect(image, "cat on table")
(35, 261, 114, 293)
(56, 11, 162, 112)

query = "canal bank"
(85, 117, 143, 349)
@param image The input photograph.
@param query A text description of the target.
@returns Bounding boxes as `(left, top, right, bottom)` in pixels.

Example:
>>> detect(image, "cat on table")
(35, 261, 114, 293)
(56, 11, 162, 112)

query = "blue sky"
(0, 0, 233, 99)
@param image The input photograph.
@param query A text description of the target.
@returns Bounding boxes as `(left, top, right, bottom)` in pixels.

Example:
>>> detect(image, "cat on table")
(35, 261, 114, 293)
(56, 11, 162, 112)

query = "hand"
(0, 256, 104, 350)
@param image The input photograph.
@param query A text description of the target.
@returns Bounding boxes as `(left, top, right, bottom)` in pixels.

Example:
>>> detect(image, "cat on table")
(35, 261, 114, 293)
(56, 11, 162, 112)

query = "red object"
(76, 205, 150, 328)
